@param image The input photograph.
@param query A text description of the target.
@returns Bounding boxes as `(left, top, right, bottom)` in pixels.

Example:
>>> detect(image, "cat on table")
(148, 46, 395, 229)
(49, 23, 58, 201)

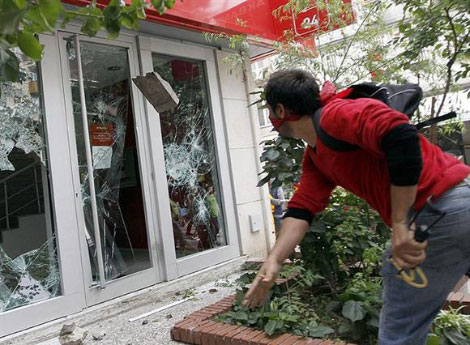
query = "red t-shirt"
(288, 98, 470, 226)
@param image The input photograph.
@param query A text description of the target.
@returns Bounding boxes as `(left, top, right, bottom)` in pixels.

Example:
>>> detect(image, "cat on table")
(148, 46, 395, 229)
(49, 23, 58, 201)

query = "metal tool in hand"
(388, 197, 447, 288)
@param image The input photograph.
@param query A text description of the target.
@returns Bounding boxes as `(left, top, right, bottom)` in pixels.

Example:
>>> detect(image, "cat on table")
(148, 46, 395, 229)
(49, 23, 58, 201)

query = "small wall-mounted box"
(249, 214, 262, 232)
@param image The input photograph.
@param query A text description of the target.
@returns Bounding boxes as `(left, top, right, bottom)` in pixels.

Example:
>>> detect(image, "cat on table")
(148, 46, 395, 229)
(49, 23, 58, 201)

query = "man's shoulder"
(324, 97, 386, 112)
(322, 98, 393, 125)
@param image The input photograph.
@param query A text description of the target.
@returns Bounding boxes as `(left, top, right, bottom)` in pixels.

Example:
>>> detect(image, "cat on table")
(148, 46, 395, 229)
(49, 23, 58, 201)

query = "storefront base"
(1, 256, 249, 345)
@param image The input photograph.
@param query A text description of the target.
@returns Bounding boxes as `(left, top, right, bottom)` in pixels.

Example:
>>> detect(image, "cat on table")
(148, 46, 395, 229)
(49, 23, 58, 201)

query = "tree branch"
(435, 8, 460, 117)
(345, 54, 401, 87)
(332, 0, 380, 83)
(445, 9, 458, 49)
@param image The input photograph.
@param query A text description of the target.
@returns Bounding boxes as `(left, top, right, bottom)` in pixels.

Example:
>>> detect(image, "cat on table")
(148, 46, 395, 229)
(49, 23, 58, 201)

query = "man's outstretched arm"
(242, 217, 309, 309)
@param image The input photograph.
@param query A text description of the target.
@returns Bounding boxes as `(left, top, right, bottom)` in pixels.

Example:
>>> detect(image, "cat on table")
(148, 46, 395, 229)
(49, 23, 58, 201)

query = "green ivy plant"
(0, 0, 176, 87)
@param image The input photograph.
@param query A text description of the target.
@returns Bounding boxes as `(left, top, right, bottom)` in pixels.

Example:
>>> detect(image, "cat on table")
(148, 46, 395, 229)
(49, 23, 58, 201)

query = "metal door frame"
(57, 27, 161, 306)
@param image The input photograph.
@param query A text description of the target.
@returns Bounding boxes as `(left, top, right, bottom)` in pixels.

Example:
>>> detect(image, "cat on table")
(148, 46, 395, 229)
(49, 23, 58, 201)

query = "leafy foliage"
(258, 136, 305, 188)
(394, 0, 470, 108)
(427, 307, 470, 345)
(217, 191, 387, 344)
(0, 0, 176, 86)
(250, 0, 469, 187)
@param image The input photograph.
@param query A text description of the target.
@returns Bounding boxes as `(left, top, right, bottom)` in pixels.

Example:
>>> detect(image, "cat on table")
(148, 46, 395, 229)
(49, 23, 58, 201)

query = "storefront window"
(0, 51, 60, 311)
(152, 55, 227, 258)
(66, 40, 151, 282)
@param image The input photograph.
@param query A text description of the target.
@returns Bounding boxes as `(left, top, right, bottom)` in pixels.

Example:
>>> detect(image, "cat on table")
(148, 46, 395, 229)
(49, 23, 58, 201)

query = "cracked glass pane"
(0, 238, 60, 311)
(0, 50, 44, 171)
(66, 40, 151, 282)
(0, 51, 61, 312)
(152, 55, 227, 258)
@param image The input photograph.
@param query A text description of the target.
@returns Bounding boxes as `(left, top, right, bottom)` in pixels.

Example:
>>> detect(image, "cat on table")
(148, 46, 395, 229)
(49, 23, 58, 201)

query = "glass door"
(58, 33, 159, 305)
(1, 34, 86, 337)
(152, 55, 228, 258)
(139, 37, 240, 278)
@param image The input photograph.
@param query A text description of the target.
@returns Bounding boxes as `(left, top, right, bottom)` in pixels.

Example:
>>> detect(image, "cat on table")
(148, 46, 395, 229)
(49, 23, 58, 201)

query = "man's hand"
(242, 256, 282, 309)
(391, 222, 427, 269)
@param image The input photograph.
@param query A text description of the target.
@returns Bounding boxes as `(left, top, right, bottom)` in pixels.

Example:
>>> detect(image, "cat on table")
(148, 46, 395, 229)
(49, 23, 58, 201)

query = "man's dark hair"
(265, 69, 321, 115)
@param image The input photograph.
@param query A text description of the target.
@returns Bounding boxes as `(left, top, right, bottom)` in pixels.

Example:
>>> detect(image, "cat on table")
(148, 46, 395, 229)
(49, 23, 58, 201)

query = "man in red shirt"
(243, 69, 470, 344)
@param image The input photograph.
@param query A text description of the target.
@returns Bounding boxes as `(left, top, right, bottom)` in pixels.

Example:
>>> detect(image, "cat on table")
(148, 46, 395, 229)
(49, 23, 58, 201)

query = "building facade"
(0, 1, 286, 336)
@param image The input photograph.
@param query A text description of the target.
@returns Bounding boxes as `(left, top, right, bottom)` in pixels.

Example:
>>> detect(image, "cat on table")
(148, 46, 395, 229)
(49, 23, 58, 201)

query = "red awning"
(63, 0, 354, 43)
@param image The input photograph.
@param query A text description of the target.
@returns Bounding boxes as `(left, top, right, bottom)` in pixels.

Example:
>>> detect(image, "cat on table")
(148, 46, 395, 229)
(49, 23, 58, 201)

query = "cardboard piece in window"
(132, 72, 179, 114)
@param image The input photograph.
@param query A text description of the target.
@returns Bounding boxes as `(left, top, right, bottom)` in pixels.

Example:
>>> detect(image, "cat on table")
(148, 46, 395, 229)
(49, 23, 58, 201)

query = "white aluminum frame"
(138, 36, 240, 279)
(56, 29, 162, 306)
(0, 34, 87, 337)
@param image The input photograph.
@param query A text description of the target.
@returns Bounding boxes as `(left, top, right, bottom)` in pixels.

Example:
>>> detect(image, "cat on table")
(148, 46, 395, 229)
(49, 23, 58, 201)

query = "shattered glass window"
(66, 40, 152, 282)
(153, 55, 227, 258)
(0, 50, 61, 312)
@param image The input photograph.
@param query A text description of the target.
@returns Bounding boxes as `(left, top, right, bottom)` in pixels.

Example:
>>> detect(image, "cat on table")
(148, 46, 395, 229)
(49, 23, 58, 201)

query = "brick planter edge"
(444, 292, 470, 314)
(170, 295, 354, 345)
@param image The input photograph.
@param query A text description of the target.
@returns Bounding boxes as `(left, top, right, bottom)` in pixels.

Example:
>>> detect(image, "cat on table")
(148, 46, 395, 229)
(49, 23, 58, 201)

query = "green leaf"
(13, 0, 27, 10)
(426, 334, 442, 345)
(131, 0, 147, 19)
(120, 12, 138, 30)
(442, 328, 468, 344)
(18, 31, 43, 60)
(0, 44, 20, 82)
(165, 0, 176, 9)
(266, 149, 280, 160)
(325, 300, 341, 312)
(0, 6, 26, 35)
(28, 7, 54, 32)
(310, 220, 326, 233)
(3, 34, 18, 46)
(342, 300, 366, 322)
(103, 4, 121, 39)
(338, 322, 351, 334)
(151, 0, 166, 15)
(264, 320, 278, 336)
(232, 311, 248, 321)
(81, 17, 103, 37)
(454, 24, 465, 35)
(151, 0, 163, 10)
(257, 175, 270, 187)
(366, 316, 380, 328)
(38, 0, 62, 29)
(308, 325, 334, 338)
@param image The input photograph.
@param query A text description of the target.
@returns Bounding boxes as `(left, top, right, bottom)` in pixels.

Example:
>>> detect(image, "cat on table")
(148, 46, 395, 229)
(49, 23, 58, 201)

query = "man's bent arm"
(390, 184, 427, 268)
(390, 185, 417, 226)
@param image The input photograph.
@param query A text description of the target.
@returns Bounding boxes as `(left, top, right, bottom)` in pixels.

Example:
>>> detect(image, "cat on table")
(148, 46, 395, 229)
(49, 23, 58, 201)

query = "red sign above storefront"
(270, 0, 354, 38)
(63, 0, 355, 42)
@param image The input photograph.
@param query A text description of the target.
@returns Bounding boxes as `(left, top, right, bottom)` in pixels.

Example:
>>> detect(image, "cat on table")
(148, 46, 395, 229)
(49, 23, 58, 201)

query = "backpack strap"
(312, 108, 359, 152)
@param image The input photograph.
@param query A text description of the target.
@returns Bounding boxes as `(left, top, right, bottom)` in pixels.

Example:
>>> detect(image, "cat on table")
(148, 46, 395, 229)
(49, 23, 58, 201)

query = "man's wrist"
(267, 253, 284, 265)
(392, 220, 408, 227)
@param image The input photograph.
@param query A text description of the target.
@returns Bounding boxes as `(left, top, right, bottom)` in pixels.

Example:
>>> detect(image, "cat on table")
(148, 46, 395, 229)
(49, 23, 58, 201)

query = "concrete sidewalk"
(2, 257, 249, 345)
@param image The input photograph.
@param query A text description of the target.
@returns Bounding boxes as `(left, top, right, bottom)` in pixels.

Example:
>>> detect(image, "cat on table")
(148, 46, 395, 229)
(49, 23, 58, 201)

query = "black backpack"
(312, 82, 423, 152)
